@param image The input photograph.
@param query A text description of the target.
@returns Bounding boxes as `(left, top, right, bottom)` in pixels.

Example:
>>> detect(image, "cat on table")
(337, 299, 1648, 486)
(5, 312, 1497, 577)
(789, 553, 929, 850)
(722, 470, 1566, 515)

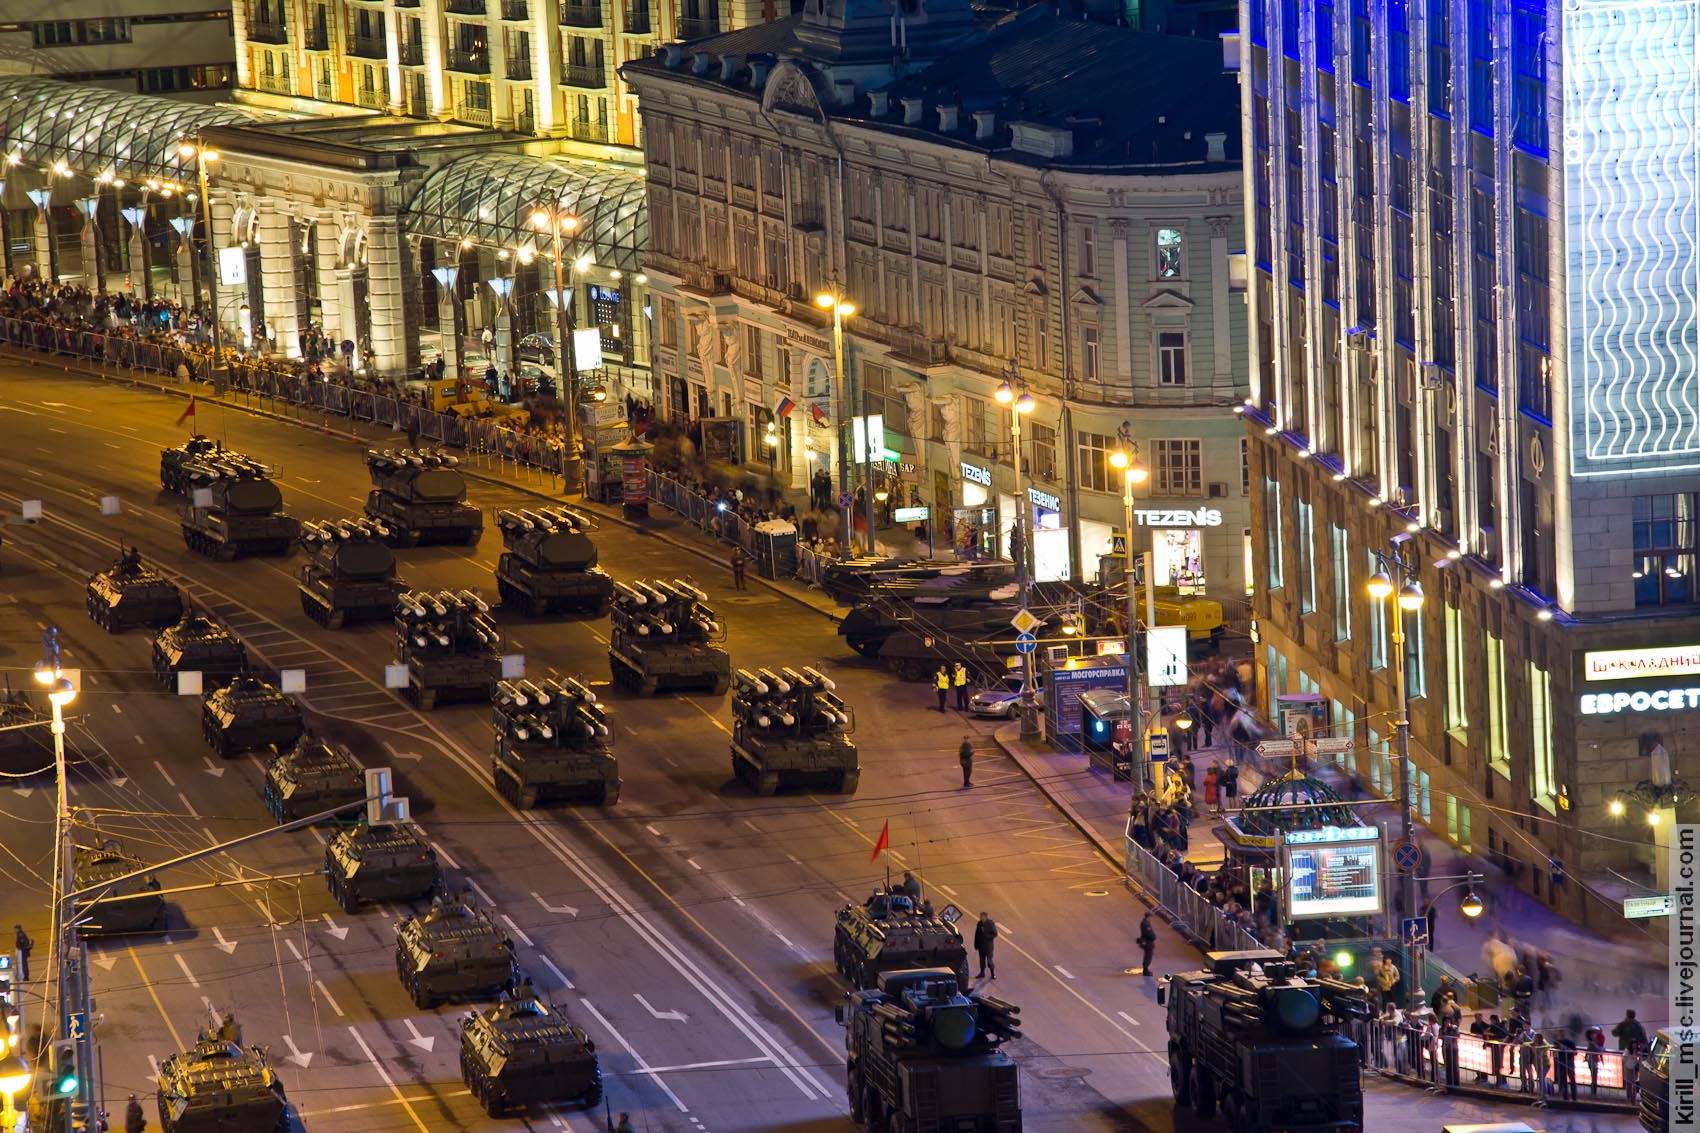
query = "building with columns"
(1240, 0, 1700, 918)
(625, 3, 1251, 591)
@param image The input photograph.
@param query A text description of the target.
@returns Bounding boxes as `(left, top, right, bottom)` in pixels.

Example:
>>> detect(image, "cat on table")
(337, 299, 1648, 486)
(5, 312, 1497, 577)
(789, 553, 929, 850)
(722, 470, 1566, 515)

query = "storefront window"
(1153, 528, 1206, 593)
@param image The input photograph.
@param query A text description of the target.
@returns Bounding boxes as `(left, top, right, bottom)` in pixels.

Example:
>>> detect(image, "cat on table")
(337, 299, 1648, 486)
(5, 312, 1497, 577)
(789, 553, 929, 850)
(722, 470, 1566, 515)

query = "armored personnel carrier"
(180, 458, 298, 560)
(494, 507, 614, 617)
(730, 666, 858, 794)
(395, 896, 517, 1008)
(1162, 948, 1369, 1131)
(160, 437, 267, 497)
(820, 557, 1017, 607)
(839, 967, 1021, 1131)
(394, 589, 502, 709)
(459, 992, 602, 1118)
(835, 890, 969, 988)
(607, 579, 731, 696)
(325, 819, 441, 912)
(201, 675, 304, 757)
(86, 547, 184, 632)
(491, 677, 619, 807)
(151, 615, 246, 691)
(0, 687, 47, 774)
(297, 517, 406, 628)
(364, 447, 483, 547)
(74, 842, 164, 935)
(156, 1031, 288, 1133)
(263, 734, 364, 824)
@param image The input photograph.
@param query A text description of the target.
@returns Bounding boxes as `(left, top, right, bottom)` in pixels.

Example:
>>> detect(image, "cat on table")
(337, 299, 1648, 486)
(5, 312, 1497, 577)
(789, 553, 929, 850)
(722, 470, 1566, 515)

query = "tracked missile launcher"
(395, 896, 517, 1008)
(74, 842, 164, 935)
(1162, 949, 1369, 1132)
(835, 890, 968, 989)
(201, 675, 304, 757)
(86, 548, 184, 632)
(840, 968, 1021, 1131)
(459, 993, 602, 1118)
(491, 677, 619, 807)
(0, 687, 48, 774)
(263, 734, 364, 823)
(151, 614, 246, 691)
(325, 819, 441, 912)
(179, 459, 298, 560)
(394, 589, 503, 709)
(730, 665, 858, 794)
(364, 447, 483, 547)
(494, 507, 614, 617)
(160, 435, 263, 493)
(606, 578, 731, 696)
(297, 517, 406, 628)
(155, 1031, 289, 1133)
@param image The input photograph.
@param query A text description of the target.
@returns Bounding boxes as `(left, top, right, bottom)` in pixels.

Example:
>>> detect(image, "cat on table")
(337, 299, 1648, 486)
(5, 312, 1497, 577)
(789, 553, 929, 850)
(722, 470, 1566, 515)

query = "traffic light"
(52, 1039, 78, 1096)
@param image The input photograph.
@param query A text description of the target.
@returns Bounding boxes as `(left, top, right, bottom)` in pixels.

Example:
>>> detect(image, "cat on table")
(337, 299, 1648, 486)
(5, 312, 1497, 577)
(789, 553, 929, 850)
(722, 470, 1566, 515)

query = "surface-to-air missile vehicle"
(394, 589, 502, 709)
(607, 578, 731, 696)
(491, 677, 619, 807)
(459, 992, 602, 1118)
(86, 547, 184, 632)
(729, 666, 858, 795)
(179, 458, 299, 560)
(364, 447, 484, 547)
(325, 819, 441, 912)
(838, 967, 1021, 1132)
(1161, 948, 1370, 1132)
(156, 1029, 288, 1133)
(201, 675, 304, 757)
(160, 436, 270, 496)
(395, 896, 518, 1007)
(297, 517, 406, 628)
(835, 890, 969, 989)
(151, 614, 246, 691)
(819, 556, 1018, 607)
(74, 842, 165, 935)
(494, 507, 615, 617)
(263, 734, 365, 824)
(0, 687, 47, 774)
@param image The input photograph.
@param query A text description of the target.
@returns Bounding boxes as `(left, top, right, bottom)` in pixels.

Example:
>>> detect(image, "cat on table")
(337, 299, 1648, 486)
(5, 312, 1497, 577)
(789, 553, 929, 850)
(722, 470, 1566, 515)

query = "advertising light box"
(1283, 826, 1383, 920)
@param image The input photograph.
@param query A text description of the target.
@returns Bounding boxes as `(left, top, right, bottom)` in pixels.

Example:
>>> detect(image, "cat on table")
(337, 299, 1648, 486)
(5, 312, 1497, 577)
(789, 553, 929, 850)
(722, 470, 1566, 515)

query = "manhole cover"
(1037, 1066, 1092, 1080)
(1083, 889, 1111, 897)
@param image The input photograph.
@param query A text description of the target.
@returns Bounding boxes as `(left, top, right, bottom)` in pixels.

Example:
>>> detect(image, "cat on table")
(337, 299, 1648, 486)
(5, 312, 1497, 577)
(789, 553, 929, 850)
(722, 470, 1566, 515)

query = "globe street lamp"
(177, 139, 228, 390)
(1366, 547, 1424, 1001)
(814, 283, 857, 554)
(0, 1051, 31, 1133)
(996, 364, 1038, 740)
(529, 201, 586, 493)
(1110, 446, 1151, 782)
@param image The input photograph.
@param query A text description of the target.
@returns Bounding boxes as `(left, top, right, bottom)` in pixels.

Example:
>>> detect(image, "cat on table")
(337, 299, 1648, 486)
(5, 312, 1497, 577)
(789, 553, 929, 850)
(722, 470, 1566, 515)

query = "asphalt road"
(0, 367, 1637, 1133)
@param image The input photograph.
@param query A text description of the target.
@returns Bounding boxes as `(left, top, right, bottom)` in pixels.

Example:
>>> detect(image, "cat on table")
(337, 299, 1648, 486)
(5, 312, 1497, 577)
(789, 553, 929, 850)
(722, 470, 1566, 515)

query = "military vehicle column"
(606, 578, 731, 696)
(394, 589, 503, 709)
(490, 677, 620, 807)
(730, 666, 859, 794)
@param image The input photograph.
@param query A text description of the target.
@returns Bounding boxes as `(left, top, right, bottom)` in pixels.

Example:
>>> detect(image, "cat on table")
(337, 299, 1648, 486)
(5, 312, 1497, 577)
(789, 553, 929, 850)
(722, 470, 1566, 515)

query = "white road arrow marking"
(402, 1019, 435, 1053)
(202, 757, 226, 778)
(212, 927, 237, 955)
(282, 1034, 313, 1069)
(109, 777, 128, 790)
(89, 950, 116, 972)
(11, 788, 31, 799)
(320, 913, 348, 940)
(531, 891, 578, 917)
(146, 1056, 160, 1084)
(382, 740, 424, 762)
(634, 994, 689, 1023)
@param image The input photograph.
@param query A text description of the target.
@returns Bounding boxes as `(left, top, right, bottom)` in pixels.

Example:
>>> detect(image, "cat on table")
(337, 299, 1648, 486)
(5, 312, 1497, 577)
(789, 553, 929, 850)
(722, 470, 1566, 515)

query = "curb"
(991, 723, 1143, 884)
(1367, 1067, 1636, 1115)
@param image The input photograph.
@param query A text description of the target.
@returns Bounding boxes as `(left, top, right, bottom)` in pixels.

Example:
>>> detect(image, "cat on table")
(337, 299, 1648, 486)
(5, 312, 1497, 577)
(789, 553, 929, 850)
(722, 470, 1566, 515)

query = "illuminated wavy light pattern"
(1565, 0, 1700, 475)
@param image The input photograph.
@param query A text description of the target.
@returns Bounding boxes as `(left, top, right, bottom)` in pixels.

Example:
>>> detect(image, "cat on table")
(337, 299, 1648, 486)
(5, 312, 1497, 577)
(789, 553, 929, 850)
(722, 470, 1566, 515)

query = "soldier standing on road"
(613, 1113, 635, 1133)
(973, 913, 998, 980)
(958, 736, 974, 788)
(125, 1094, 145, 1133)
(730, 547, 748, 591)
(1137, 914, 1158, 976)
(953, 662, 970, 711)
(934, 667, 950, 712)
(13, 925, 30, 982)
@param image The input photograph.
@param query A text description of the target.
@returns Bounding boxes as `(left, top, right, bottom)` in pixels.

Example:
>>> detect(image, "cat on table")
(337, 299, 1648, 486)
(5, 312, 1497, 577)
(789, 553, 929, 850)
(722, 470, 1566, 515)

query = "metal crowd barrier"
(1122, 824, 1266, 953)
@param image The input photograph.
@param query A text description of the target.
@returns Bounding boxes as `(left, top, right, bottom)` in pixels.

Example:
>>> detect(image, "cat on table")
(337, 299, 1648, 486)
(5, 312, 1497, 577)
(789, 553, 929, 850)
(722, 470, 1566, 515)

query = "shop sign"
(894, 506, 929, 522)
(960, 462, 992, 486)
(1146, 626, 1190, 687)
(1134, 507, 1223, 528)
(1579, 687, 1700, 715)
(1584, 644, 1700, 682)
(1028, 487, 1062, 511)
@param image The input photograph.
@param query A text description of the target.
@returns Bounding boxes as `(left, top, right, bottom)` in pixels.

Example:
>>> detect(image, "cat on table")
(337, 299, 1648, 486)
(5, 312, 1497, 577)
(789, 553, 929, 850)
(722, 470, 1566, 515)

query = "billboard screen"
(1283, 827, 1383, 920)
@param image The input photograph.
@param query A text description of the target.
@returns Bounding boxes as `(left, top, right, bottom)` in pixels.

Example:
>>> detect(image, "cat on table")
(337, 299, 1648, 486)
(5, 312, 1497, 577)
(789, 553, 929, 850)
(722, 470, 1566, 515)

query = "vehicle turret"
(729, 665, 858, 794)
(160, 436, 265, 496)
(364, 447, 483, 547)
(86, 548, 184, 632)
(606, 579, 731, 696)
(151, 614, 246, 691)
(180, 460, 297, 559)
(298, 517, 406, 627)
(490, 677, 619, 806)
(394, 589, 503, 709)
(494, 507, 614, 616)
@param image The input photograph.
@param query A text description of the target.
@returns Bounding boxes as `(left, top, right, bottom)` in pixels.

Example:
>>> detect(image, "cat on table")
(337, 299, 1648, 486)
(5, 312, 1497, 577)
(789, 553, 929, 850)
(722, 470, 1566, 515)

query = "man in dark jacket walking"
(973, 913, 998, 979)
(1137, 913, 1158, 976)
(958, 736, 974, 788)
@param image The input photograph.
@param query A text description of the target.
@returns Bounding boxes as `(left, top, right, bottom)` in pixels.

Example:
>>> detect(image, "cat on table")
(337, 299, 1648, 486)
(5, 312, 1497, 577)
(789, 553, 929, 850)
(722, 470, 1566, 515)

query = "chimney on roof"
(937, 104, 958, 132)
(833, 78, 856, 106)
(719, 54, 742, 82)
(661, 43, 683, 69)
(902, 97, 924, 125)
(868, 90, 890, 117)
(691, 51, 712, 75)
(1206, 131, 1227, 160)
(749, 58, 770, 88)
(973, 109, 996, 141)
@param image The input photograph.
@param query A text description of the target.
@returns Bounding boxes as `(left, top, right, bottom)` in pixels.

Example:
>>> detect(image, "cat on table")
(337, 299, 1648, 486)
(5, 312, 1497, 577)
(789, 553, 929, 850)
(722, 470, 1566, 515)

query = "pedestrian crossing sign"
(1110, 531, 1128, 557)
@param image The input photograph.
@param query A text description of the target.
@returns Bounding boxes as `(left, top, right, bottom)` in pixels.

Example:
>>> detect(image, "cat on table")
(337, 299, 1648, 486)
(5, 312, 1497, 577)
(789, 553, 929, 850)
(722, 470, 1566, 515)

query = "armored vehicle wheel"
(1189, 1065, 1215, 1119)
(597, 780, 619, 806)
(837, 771, 860, 794)
(215, 543, 237, 562)
(325, 609, 345, 629)
(637, 677, 658, 696)
(756, 771, 779, 797)
(481, 1081, 506, 1118)
(1169, 1046, 1191, 1104)
(410, 979, 433, 1010)
(710, 674, 730, 696)
(416, 687, 436, 710)
(848, 1083, 865, 1123)
(516, 784, 538, 808)
(731, 755, 746, 787)
(891, 659, 927, 682)
(528, 597, 548, 618)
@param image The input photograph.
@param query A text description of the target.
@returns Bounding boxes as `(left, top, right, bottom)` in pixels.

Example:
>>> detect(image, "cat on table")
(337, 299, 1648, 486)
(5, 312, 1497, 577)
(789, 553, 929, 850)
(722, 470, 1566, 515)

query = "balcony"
(348, 32, 386, 57)
(446, 47, 491, 73)
(572, 115, 609, 142)
(303, 25, 329, 49)
(675, 14, 716, 38)
(505, 56, 532, 80)
(889, 328, 948, 368)
(355, 85, 387, 109)
(623, 2, 651, 32)
(564, 63, 605, 87)
(314, 78, 335, 100)
(398, 40, 423, 65)
(247, 18, 289, 43)
(558, 1, 602, 25)
(255, 71, 292, 93)
(515, 109, 536, 134)
(456, 104, 493, 127)
(444, 0, 486, 13)
(501, 0, 529, 17)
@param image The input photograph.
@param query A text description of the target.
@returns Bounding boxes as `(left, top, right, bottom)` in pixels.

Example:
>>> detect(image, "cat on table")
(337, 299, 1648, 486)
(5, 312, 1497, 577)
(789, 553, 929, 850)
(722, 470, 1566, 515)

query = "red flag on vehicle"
(870, 820, 890, 863)
(176, 396, 196, 426)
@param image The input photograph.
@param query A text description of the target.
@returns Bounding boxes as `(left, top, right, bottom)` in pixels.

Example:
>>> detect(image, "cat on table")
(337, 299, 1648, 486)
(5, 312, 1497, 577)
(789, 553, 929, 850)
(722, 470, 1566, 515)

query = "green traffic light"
(56, 1072, 77, 1095)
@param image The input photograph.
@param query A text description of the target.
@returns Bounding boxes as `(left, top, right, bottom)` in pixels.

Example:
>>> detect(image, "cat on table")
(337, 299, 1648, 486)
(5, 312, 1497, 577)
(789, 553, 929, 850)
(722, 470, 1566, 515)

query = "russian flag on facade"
(775, 396, 795, 418)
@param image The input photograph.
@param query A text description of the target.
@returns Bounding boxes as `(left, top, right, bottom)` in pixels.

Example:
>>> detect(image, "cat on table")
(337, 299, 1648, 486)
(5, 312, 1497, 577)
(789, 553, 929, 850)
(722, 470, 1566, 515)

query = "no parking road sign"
(838, 491, 855, 510)
(1393, 840, 1423, 872)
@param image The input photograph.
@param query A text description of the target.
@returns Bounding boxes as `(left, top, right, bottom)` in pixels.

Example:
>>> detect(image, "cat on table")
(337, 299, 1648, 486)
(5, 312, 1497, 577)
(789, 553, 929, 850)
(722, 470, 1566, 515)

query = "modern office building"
(625, 3, 1251, 590)
(1241, 0, 1699, 918)
(0, 3, 235, 100)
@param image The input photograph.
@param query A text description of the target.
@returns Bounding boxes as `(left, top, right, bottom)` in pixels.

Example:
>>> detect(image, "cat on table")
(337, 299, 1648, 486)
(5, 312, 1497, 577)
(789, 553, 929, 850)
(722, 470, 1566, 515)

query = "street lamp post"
(1367, 549, 1425, 1002)
(996, 363, 1038, 740)
(763, 416, 778, 478)
(815, 284, 857, 555)
(1110, 446, 1150, 783)
(530, 201, 585, 494)
(0, 1052, 31, 1133)
(178, 139, 228, 389)
(33, 628, 78, 1133)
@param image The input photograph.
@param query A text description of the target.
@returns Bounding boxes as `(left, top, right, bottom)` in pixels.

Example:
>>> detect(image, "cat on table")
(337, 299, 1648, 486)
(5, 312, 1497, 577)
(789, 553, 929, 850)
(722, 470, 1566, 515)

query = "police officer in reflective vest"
(934, 666, 950, 712)
(953, 662, 970, 711)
